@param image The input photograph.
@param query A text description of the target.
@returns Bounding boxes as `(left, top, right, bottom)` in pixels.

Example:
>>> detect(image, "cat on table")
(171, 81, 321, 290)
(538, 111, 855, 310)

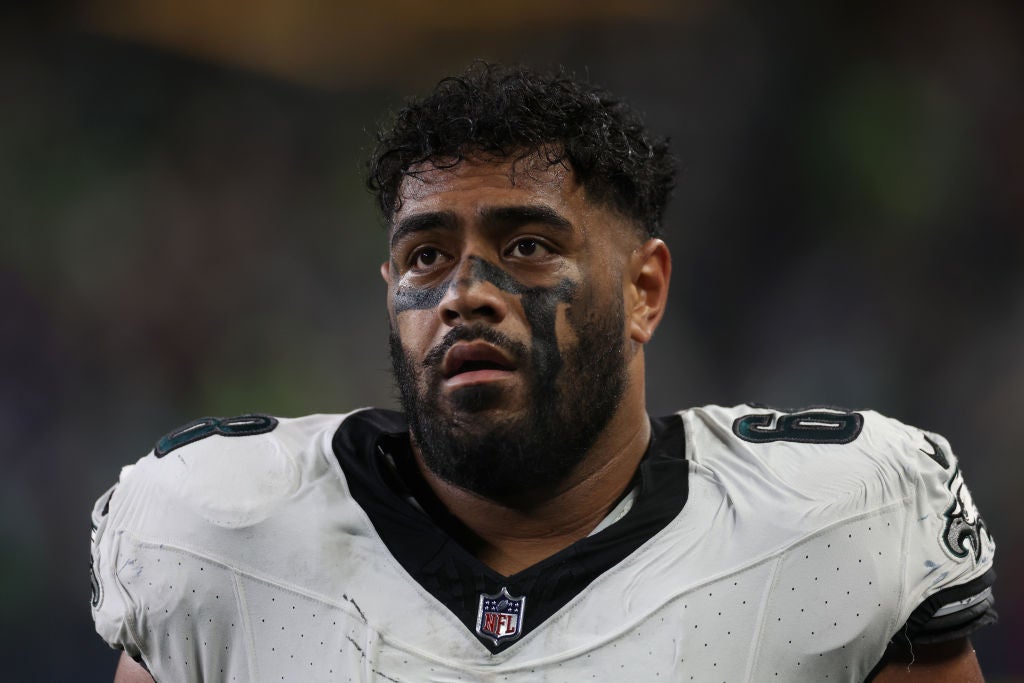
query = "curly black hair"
(367, 62, 675, 238)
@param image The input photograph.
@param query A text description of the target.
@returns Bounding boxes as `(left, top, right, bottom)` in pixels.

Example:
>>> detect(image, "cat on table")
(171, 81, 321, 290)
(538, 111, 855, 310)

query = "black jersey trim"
(864, 569, 997, 680)
(332, 409, 689, 654)
(902, 568, 998, 644)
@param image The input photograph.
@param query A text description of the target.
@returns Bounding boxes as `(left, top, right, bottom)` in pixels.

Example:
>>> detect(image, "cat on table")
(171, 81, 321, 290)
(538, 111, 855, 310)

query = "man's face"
(381, 156, 638, 502)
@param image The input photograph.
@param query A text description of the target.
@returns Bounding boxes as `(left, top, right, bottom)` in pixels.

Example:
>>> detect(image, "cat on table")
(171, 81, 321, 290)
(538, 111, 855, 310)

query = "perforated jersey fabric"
(90, 405, 995, 681)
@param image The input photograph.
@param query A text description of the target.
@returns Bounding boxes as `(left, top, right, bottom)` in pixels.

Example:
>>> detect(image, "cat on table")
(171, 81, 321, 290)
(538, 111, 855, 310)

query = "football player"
(94, 63, 995, 682)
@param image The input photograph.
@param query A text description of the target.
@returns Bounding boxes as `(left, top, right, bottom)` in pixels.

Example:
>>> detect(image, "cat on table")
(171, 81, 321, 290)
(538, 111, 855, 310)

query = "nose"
(438, 257, 508, 326)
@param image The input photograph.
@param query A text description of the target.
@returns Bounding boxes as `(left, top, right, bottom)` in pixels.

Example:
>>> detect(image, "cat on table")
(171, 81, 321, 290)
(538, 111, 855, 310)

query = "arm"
(869, 637, 984, 683)
(113, 652, 154, 683)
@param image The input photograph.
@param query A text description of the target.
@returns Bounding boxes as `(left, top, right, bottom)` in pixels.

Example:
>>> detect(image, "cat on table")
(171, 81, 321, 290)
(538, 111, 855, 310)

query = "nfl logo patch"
(476, 587, 526, 645)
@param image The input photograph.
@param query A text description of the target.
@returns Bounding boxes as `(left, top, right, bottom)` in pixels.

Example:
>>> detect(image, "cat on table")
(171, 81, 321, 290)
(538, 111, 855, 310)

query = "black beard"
(388, 303, 628, 505)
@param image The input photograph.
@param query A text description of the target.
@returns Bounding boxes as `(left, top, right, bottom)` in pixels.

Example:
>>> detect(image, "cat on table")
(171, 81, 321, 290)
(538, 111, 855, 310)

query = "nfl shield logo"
(476, 587, 526, 645)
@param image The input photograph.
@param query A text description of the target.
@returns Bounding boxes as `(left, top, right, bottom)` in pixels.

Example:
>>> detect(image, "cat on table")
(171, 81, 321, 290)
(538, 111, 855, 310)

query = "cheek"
(391, 309, 435, 358)
(564, 278, 627, 338)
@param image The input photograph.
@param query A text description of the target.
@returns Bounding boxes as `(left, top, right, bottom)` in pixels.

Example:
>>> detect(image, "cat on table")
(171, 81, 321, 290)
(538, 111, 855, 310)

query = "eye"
(506, 238, 550, 259)
(410, 247, 447, 271)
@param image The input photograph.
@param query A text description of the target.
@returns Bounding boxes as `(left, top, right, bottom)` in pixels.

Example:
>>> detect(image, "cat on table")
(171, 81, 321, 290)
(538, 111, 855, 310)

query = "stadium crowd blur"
(2, 2, 1021, 680)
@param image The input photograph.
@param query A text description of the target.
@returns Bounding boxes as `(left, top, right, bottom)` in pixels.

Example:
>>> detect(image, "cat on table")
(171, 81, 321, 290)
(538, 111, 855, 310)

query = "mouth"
(442, 341, 518, 387)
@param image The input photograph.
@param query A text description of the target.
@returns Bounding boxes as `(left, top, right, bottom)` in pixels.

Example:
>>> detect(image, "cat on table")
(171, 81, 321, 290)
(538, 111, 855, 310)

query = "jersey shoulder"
(678, 403, 995, 642)
(681, 403, 962, 504)
(93, 410, 383, 541)
(90, 409, 401, 665)
(678, 403, 994, 563)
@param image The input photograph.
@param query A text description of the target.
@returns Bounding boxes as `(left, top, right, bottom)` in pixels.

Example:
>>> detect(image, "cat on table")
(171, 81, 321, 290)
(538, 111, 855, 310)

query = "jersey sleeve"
(88, 412, 343, 667)
(90, 464, 146, 659)
(894, 424, 997, 644)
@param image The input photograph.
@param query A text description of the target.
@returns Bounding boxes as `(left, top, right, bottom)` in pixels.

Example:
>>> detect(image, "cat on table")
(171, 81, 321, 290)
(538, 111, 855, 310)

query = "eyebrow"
(479, 205, 573, 232)
(390, 210, 459, 249)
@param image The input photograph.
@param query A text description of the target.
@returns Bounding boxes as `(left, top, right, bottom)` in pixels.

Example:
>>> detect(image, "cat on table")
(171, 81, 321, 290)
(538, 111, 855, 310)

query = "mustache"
(422, 325, 529, 370)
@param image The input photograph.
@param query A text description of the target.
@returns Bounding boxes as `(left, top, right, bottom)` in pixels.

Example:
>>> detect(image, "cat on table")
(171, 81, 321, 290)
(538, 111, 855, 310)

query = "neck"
(411, 377, 651, 576)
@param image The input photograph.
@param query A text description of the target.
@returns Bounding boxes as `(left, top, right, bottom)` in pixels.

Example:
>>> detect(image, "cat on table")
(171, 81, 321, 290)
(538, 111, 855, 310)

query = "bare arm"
(113, 652, 154, 683)
(869, 637, 984, 683)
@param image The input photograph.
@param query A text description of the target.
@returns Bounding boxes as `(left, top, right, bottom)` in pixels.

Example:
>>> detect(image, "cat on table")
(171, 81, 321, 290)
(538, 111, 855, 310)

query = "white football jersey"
(91, 405, 996, 682)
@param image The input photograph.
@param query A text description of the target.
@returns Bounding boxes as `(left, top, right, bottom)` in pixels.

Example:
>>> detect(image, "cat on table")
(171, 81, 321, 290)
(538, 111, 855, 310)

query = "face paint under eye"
(393, 255, 581, 382)
(392, 256, 575, 315)
(393, 283, 448, 313)
(459, 256, 575, 368)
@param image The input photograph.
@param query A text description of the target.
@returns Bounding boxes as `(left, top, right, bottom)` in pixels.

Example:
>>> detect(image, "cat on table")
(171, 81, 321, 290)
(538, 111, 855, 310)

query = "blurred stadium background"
(1, 1, 1021, 680)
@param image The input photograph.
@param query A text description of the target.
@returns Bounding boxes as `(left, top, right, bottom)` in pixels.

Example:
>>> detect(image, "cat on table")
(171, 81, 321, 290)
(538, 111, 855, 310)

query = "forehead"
(393, 156, 584, 226)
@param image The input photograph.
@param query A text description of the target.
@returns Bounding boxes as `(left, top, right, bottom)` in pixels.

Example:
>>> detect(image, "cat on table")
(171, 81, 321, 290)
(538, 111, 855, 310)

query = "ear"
(380, 261, 391, 283)
(626, 238, 671, 344)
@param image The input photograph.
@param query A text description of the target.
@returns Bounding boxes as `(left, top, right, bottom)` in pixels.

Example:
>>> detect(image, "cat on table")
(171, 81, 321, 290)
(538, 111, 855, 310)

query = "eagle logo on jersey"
(90, 557, 101, 608)
(942, 467, 989, 562)
(476, 587, 526, 645)
(920, 434, 950, 469)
